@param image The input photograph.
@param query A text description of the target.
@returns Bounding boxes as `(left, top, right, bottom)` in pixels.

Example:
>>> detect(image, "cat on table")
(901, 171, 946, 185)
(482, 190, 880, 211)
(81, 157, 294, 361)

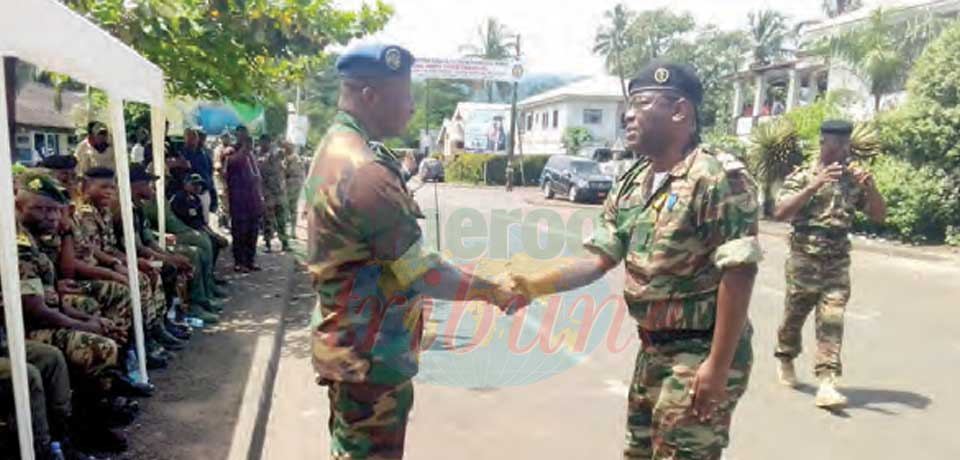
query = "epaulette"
(16, 232, 32, 248)
(612, 157, 650, 204)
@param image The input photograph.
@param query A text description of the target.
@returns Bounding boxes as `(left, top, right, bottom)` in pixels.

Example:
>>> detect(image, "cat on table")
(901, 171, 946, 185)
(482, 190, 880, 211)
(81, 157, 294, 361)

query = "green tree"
(593, 4, 633, 101)
(459, 17, 516, 103)
(748, 119, 805, 216)
(395, 80, 471, 148)
(619, 9, 696, 74)
(63, 0, 393, 103)
(748, 9, 791, 66)
(561, 127, 593, 156)
(813, 7, 949, 112)
(822, 0, 863, 18)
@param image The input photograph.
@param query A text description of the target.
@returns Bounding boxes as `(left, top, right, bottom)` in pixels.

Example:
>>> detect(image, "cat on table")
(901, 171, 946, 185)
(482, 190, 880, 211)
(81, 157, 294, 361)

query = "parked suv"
(539, 155, 613, 203)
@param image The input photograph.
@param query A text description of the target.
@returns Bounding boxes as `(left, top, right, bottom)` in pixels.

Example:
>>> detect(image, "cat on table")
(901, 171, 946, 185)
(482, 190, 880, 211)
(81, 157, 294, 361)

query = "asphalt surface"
(262, 184, 960, 460)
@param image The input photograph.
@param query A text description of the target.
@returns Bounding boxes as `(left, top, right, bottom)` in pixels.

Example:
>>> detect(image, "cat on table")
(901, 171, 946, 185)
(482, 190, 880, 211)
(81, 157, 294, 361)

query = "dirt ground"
(117, 251, 294, 460)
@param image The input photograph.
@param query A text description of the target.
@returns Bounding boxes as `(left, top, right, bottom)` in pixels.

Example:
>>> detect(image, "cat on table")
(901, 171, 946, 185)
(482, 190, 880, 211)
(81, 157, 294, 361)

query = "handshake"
(473, 272, 541, 314)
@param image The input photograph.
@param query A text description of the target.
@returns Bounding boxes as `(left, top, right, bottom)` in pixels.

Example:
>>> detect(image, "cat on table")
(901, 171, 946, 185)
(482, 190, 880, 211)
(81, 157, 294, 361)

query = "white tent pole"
(108, 96, 149, 383)
(0, 55, 36, 460)
(151, 105, 166, 250)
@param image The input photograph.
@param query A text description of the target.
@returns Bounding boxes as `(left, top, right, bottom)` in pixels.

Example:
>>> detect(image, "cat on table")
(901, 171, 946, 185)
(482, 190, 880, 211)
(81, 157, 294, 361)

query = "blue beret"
(336, 43, 414, 79)
(629, 60, 703, 106)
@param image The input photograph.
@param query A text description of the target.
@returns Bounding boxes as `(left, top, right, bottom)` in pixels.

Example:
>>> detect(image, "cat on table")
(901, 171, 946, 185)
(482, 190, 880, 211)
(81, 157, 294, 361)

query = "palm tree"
(459, 17, 516, 103)
(816, 8, 949, 112)
(748, 9, 790, 66)
(822, 0, 863, 18)
(593, 4, 632, 102)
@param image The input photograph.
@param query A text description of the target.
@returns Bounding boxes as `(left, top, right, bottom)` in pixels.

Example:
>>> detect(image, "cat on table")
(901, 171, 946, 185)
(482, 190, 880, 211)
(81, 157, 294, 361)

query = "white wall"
(520, 97, 624, 155)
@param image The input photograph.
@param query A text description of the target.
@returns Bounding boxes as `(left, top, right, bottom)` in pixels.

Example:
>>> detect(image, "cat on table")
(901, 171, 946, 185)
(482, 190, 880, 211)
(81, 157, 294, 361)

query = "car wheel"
(568, 186, 578, 203)
(543, 181, 554, 199)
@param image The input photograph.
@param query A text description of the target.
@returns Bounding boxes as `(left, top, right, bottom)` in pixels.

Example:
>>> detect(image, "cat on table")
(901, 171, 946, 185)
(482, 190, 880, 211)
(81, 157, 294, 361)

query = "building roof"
(802, 0, 960, 41)
(14, 82, 85, 130)
(519, 75, 625, 108)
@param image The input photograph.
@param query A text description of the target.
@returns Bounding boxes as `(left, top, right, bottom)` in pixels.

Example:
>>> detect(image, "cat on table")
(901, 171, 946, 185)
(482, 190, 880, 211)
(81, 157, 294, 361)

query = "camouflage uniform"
(35, 232, 134, 339)
(774, 165, 868, 377)
(0, 341, 72, 456)
(284, 150, 305, 235)
(16, 229, 119, 393)
(585, 149, 761, 459)
(76, 201, 165, 328)
(259, 147, 288, 247)
(308, 112, 425, 460)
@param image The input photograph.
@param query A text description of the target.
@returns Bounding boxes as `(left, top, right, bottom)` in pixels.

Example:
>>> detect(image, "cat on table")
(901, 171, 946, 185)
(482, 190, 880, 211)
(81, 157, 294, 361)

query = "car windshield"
(571, 161, 601, 175)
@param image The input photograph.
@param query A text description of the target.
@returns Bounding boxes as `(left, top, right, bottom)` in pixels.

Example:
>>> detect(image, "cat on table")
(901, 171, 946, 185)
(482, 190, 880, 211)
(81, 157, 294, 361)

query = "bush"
(853, 155, 959, 243)
(445, 154, 551, 186)
(907, 20, 960, 107)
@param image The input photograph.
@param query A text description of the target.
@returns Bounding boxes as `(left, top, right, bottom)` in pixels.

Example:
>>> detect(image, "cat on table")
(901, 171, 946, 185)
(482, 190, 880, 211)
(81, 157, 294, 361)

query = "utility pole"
(505, 35, 521, 192)
(3, 57, 16, 155)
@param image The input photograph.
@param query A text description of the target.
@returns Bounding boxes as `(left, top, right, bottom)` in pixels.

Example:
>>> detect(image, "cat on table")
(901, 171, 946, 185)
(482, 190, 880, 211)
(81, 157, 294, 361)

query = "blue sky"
(339, 0, 843, 75)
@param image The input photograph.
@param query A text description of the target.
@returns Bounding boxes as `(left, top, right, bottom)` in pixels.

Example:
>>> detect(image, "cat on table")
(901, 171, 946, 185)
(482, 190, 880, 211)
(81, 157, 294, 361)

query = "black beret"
(628, 60, 704, 106)
(336, 43, 414, 79)
(39, 155, 78, 170)
(186, 173, 205, 185)
(130, 164, 160, 183)
(84, 167, 115, 180)
(20, 172, 68, 204)
(821, 119, 854, 135)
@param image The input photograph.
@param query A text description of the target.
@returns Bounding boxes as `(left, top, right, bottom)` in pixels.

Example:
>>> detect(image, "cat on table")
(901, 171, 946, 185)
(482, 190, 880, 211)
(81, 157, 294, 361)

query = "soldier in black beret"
(508, 59, 762, 459)
(772, 118, 886, 409)
(39, 155, 80, 196)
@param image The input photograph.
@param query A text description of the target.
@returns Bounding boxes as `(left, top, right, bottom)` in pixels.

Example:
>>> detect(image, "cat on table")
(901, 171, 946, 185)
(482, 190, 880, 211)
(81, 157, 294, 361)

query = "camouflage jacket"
(307, 112, 426, 385)
(777, 164, 868, 255)
(585, 148, 762, 331)
(76, 201, 119, 254)
(284, 153, 306, 192)
(0, 229, 50, 354)
(258, 148, 287, 204)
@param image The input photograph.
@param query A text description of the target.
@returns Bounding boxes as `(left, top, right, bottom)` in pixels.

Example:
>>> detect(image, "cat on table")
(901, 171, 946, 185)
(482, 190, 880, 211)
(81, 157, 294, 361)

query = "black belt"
(638, 328, 714, 346)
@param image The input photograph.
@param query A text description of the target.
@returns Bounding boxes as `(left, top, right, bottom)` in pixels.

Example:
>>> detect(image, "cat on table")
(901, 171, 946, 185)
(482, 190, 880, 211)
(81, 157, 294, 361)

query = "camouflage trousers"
(0, 341, 72, 454)
(27, 328, 118, 393)
(137, 272, 166, 328)
(327, 380, 414, 460)
(286, 181, 303, 235)
(624, 327, 752, 460)
(262, 198, 288, 247)
(775, 250, 850, 377)
(77, 280, 133, 337)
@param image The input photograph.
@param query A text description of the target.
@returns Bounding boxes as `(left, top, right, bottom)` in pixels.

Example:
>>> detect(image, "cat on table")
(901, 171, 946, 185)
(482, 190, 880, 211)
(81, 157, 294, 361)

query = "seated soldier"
(1, 332, 95, 459)
(15, 173, 151, 452)
(170, 173, 229, 272)
(75, 168, 175, 369)
(122, 165, 222, 326)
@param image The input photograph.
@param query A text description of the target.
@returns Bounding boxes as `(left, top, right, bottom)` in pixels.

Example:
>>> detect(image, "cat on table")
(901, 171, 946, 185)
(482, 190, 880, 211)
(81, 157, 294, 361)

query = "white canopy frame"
(1, 1, 167, 458)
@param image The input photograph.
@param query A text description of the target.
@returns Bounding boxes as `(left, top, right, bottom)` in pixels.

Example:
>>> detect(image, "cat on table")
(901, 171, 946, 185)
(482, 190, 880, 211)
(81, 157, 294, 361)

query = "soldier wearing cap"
(305, 43, 519, 459)
(509, 60, 762, 459)
(255, 133, 289, 252)
(74, 121, 116, 175)
(39, 154, 80, 196)
(772, 119, 887, 408)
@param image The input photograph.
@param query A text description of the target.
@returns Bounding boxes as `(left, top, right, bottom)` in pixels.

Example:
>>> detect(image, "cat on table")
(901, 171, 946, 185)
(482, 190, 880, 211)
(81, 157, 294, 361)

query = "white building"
(12, 82, 85, 165)
(436, 102, 510, 157)
(517, 76, 626, 156)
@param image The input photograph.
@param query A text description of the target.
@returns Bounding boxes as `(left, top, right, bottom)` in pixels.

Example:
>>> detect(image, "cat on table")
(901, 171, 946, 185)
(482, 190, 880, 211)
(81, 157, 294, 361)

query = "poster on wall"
(463, 108, 511, 152)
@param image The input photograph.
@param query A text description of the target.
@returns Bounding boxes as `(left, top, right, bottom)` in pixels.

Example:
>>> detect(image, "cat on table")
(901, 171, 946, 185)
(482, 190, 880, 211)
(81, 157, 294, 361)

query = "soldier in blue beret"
(305, 43, 520, 459)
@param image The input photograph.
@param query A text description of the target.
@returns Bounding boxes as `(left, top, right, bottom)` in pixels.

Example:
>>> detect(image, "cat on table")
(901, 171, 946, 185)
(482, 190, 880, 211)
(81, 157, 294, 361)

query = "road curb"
(226, 255, 297, 460)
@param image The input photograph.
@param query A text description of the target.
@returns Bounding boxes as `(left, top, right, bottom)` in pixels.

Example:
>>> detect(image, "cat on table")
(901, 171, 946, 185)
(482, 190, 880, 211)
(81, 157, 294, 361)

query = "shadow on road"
(794, 383, 932, 417)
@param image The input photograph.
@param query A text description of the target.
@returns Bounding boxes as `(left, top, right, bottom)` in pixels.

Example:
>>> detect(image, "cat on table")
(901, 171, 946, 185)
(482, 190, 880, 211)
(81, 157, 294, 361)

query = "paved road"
(263, 184, 960, 460)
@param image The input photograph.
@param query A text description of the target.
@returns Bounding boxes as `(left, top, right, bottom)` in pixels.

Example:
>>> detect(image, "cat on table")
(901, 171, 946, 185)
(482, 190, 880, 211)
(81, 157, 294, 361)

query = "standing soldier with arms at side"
(509, 61, 762, 460)
(772, 120, 887, 409)
(256, 133, 289, 252)
(281, 141, 305, 238)
(306, 43, 520, 460)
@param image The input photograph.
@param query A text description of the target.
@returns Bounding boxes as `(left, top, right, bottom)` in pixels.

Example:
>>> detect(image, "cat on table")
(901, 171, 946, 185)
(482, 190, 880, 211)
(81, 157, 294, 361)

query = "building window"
(552, 110, 558, 128)
(527, 114, 533, 131)
(542, 111, 548, 129)
(583, 109, 603, 125)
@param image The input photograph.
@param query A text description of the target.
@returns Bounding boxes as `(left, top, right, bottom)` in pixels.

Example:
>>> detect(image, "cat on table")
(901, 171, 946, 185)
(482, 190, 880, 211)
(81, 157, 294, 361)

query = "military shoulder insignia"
(716, 152, 746, 172)
(654, 68, 670, 84)
(16, 232, 32, 248)
(29, 178, 42, 191)
(385, 48, 402, 71)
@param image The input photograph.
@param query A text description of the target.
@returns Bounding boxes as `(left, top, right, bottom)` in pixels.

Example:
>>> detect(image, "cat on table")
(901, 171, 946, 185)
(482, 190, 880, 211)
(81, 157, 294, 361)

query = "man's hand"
(111, 273, 130, 285)
(56, 279, 83, 296)
(170, 254, 192, 272)
(57, 207, 73, 235)
(82, 317, 105, 336)
(853, 168, 876, 188)
(690, 358, 729, 422)
(812, 163, 844, 189)
(490, 282, 529, 314)
(507, 272, 540, 301)
(98, 317, 127, 342)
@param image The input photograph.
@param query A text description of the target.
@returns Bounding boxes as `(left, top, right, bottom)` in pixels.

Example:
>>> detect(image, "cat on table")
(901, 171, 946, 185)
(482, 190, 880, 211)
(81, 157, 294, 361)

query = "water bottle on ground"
(50, 441, 65, 460)
(125, 348, 142, 382)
